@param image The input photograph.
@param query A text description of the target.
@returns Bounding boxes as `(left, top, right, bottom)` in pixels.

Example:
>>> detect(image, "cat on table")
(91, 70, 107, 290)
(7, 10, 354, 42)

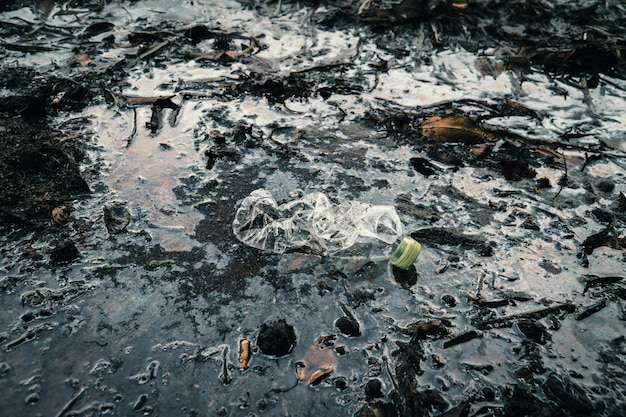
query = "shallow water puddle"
(2, 0, 626, 416)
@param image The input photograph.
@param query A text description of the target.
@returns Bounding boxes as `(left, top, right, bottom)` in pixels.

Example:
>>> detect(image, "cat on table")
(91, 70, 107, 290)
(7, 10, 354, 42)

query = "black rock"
(335, 316, 361, 337)
(334, 377, 348, 391)
(256, 319, 296, 357)
(517, 319, 551, 344)
(392, 264, 417, 287)
(365, 378, 383, 400)
(543, 374, 595, 416)
(50, 240, 80, 265)
(591, 208, 613, 224)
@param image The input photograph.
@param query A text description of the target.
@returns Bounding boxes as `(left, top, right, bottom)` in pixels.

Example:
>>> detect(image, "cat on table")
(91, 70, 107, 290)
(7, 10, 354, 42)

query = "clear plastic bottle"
(232, 188, 421, 269)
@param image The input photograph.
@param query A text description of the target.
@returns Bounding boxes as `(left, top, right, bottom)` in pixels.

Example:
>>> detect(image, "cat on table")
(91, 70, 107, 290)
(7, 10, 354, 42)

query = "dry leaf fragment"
(124, 95, 176, 106)
(313, 334, 337, 346)
(470, 144, 490, 156)
(51, 205, 71, 225)
(54, 136, 77, 143)
(239, 338, 251, 370)
(421, 115, 496, 144)
(308, 367, 334, 386)
(76, 53, 91, 66)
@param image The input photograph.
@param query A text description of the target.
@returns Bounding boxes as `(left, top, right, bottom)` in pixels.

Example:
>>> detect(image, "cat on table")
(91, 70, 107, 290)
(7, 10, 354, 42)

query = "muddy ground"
(1, 1, 626, 416)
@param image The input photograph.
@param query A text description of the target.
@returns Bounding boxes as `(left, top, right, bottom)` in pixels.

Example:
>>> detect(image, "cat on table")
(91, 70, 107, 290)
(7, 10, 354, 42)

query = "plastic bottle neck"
(390, 236, 422, 269)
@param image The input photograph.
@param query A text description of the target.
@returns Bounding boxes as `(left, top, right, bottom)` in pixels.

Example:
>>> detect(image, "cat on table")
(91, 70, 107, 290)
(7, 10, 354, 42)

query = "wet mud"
(1, 1, 626, 416)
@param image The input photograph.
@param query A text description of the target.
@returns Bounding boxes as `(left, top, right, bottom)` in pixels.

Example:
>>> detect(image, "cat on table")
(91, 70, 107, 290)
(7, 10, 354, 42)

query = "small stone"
(442, 294, 457, 307)
(482, 386, 495, 400)
(536, 177, 551, 188)
(103, 201, 131, 235)
(597, 179, 615, 193)
(517, 319, 550, 344)
(334, 377, 348, 391)
(51, 204, 72, 225)
(24, 393, 40, 405)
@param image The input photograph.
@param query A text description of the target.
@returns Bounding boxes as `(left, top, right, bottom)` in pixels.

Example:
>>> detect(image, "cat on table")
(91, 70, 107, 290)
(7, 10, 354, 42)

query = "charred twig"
(443, 330, 482, 348)
(576, 299, 607, 321)
(467, 294, 511, 308)
(291, 62, 354, 76)
(474, 303, 577, 330)
(136, 39, 171, 62)
(583, 275, 624, 294)
(383, 355, 399, 392)
(6, 322, 59, 351)
(338, 301, 358, 323)
(580, 75, 597, 116)
(552, 150, 567, 200)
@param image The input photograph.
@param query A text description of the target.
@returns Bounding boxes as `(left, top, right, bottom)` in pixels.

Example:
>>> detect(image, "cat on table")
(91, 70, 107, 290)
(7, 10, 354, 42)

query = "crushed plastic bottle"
(232, 188, 421, 269)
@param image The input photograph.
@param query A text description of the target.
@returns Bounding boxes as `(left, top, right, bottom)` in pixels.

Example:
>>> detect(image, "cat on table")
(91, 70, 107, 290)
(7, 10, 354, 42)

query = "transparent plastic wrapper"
(232, 188, 421, 269)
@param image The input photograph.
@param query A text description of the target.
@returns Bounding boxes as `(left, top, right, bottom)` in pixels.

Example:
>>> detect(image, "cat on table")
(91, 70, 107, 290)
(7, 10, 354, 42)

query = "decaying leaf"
(103, 201, 131, 235)
(394, 0, 426, 21)
(421, 115, 496, 144)
(82, 22, 114, 38)
(239, 338, 251, 370)
(399, 319, 450, 339)
(51, 204, 72, 225)
(582, 229, 626, 255)
(475, 57, 504, 77)
(295, 335, 338, 385)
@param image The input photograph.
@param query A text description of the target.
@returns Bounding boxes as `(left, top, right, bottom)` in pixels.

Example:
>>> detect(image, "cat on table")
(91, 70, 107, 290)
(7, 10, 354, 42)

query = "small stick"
(580, 75, 597, 115)
(55, 386, 86, 417)
(474, 303, 577, 330)
(125, 108, 138, 148)
(443, 330, 482, 349)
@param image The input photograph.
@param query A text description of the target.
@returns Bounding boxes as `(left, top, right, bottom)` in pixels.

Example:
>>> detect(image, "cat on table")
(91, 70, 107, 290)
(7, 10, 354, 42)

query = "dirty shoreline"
(1, 1, 626, 416)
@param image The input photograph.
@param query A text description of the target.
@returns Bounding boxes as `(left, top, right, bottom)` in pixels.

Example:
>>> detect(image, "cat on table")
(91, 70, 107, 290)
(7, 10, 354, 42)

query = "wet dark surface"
(1, 1, 626, 416)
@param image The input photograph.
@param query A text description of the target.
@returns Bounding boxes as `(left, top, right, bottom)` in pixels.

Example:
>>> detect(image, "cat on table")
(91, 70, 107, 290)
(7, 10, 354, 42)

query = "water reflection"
(93, 104, 203, 251)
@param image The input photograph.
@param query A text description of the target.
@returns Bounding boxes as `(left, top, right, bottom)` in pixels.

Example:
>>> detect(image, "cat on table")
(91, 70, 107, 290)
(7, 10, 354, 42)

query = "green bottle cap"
(390, 236, 422, 269)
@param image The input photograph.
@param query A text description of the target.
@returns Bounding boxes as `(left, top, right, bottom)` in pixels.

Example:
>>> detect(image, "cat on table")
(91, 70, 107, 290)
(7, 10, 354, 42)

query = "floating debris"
(296, 335, 339, 386)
